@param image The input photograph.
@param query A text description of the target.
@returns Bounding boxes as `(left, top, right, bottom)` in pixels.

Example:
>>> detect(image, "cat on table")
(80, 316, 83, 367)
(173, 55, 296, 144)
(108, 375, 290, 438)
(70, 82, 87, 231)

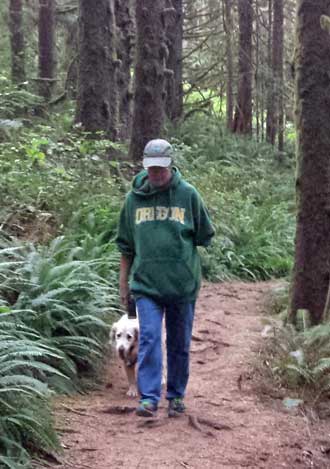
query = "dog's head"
(110, 314, 139, 362)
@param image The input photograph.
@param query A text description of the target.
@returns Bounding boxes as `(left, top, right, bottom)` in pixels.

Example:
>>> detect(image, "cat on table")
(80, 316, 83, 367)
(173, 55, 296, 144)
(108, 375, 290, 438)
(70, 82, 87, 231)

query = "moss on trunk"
(38, 0, 56, 99)
(76, 0, 118, 139)
(9, 0, 26, 85)
(290, 0, 330, 324)
(129, 0, 167, 161)
(233, 0, 253, 135)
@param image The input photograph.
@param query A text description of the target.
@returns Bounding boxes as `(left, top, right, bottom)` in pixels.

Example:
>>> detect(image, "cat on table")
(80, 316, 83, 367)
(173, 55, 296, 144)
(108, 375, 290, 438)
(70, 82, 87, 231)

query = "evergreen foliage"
(170, 115, 295, 280)
(0, 219, 120, 467)
(0, 321, 63, 467)
(0, 77, 43, 119)
(262, 286, 330, 403)
(0, 0, 305, 465)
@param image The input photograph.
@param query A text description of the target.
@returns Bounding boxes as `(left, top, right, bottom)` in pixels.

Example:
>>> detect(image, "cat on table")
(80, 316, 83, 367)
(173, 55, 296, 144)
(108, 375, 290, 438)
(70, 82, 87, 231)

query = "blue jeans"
(136, 296, 195, 406)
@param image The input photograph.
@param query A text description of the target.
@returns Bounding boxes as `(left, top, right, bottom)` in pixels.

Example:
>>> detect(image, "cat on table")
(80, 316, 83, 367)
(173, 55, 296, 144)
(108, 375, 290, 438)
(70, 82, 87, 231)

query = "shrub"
(169, 115, 295, 280)
(0, 321, 64, 468)
(0, 233, 120, 467)
(261, 286, 330, 402)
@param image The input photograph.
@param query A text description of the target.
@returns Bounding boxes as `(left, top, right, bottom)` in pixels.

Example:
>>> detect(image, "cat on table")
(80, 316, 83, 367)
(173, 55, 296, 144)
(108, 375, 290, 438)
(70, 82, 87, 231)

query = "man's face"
(147, 166, 172, 187)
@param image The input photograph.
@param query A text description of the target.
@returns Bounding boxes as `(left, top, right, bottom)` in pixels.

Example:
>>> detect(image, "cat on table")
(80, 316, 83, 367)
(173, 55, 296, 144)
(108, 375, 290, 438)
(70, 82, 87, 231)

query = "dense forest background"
(2, 1, 330, 467)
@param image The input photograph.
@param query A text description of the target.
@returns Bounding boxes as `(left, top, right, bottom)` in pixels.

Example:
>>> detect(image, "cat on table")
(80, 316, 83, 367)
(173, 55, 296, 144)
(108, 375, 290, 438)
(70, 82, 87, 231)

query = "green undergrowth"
(0, 98, 297, 466)
(259, 284, 330, 407)
(170, 115, 295, 281)
(0, 233, 120, 468)
(0, 123, 124, 230)
(0, 93, 126, 467)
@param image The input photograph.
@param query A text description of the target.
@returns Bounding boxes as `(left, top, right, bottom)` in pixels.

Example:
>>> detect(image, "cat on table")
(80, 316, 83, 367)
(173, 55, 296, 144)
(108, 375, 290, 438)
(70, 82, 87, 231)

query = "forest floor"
(45, 282, 330, 469)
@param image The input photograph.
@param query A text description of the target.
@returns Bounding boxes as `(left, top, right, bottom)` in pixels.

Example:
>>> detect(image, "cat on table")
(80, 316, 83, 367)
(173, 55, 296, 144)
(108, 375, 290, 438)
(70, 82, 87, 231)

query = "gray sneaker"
(136, 399, 157, 417)
(168, 398, 185, 418)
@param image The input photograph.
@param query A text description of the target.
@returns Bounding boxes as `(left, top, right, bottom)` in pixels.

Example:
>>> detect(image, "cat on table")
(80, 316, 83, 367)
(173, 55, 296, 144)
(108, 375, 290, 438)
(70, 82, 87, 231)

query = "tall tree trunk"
(261, 75, 265, 141)
(64, 16, 78, 99)
(232, 0, 253, 135)
(290, 0, 330, 324)
(9, 0, 25, 85)
(223, 0, 233, 131)
(266, 0, 275, 144)
(266, 0, 284, 153)
(115, 0, 134, 140)
(38, 0, 56, 99)
(129, 0, 167, 162)
(76, 0, 118, 139)
(255, 1, 260, 141)
(274, 0, 284, 154)
(165, 0, 183, 122)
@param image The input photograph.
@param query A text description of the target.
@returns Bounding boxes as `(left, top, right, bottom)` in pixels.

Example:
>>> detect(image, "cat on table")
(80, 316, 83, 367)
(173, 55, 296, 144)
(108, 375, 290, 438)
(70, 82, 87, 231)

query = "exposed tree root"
(188, 414, 232, 436)
(136, 418, 169, 429)
(198, 417, 232, 431)
(100, 405, 136, 415)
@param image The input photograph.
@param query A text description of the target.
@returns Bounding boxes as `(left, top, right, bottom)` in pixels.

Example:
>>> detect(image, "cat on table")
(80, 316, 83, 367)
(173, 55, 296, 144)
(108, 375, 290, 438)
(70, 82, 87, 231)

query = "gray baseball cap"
(143, 139, 173, 168)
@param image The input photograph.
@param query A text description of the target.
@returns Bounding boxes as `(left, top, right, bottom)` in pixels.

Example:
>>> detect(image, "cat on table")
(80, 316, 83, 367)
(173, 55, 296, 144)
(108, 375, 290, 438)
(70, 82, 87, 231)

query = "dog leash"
(127, 293, 137, 319)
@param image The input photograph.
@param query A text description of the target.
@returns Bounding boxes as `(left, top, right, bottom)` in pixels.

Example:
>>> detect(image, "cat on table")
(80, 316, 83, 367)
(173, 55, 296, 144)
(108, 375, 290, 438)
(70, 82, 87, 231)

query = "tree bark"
(115, 0, 134, 140)
(232, 0, 253, 135)
(223, 0, 233, 131)
(76, 0, 118, 139)
(64, 15, 78, 99)
(129, 0, 167, 162)
(9, 0, 26, 85)
(290, 0, 330, 324)
(266, 0, 284, 153)
(38, 0, 56, 99)
(266, 0, 275, 144)
(274, 0, 284, 154)
(165, 0, 183, 122)
(255, 1, 260, 141)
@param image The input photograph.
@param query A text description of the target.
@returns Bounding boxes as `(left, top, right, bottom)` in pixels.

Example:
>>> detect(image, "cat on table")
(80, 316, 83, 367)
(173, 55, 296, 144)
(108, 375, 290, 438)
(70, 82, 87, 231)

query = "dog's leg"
(124, 364, 138, 397)
(161, 363, 167, 387)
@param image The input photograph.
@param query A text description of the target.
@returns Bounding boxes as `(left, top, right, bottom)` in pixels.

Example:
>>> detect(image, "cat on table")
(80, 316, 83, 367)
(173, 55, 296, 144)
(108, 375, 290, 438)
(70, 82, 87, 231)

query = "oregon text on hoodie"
(116, 167, 215, 301)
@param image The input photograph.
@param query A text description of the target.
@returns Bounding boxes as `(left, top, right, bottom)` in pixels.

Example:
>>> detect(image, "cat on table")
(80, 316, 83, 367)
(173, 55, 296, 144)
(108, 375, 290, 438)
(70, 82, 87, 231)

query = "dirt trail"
(49, 282, 330, 469)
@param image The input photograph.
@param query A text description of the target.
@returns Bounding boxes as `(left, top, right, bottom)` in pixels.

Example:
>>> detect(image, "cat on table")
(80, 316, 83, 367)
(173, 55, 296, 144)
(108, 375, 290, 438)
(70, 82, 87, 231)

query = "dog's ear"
(110, 322, 117, 345)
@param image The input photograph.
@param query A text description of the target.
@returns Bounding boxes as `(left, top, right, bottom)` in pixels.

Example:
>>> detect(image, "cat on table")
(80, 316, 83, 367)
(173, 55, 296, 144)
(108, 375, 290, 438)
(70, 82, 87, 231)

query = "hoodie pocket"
(132, 258, 198, 300)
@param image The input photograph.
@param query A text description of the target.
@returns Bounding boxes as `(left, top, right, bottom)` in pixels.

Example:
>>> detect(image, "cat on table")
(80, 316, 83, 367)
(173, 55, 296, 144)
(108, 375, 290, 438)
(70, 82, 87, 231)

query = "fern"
(0, 230, 120, 467)
(313, 358, 330, 378)
(0, 79, 43, 120)
(262, 313, 330, 400)
(0, 327, 62, 467)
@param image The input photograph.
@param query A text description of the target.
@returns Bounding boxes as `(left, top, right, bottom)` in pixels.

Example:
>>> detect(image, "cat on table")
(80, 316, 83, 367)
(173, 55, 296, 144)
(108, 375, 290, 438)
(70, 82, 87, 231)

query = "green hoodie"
(116, 167, 215, 301)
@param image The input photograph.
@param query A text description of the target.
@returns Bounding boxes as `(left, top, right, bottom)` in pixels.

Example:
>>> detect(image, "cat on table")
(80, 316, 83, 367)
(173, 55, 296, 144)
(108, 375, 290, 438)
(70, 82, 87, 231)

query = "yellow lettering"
(145, 207, 155, 221)
(177, 208, 185, 224)
(170, 207, 185, 224)
(136, 207, 155, 224)
(169, 207, 175, 220)
(136, 206, 185, 224)
(135, 208, 144, 224)
(156, 206, 169, 220)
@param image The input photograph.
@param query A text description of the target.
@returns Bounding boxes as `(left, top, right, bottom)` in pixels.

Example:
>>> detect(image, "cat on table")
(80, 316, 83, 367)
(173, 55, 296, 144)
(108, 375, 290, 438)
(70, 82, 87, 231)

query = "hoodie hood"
(132, 167, 181, 197)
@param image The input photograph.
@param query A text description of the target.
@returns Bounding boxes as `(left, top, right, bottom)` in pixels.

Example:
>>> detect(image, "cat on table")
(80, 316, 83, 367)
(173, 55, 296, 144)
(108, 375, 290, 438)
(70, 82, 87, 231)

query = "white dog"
(110, 313, 166, 398)
(110, 314, 139, 397)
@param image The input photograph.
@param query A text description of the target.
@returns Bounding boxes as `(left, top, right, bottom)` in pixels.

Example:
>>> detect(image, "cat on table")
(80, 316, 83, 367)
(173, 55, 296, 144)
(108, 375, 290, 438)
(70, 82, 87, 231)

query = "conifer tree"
(290, 0, 330, 324)
(76, 0, 118, 138)
(233, 0, 253, 135)
(129, 0, 167, 161)
(9, 0, 26, 84)
(115, 0, 134, 140)
(38, 0, 56, 99)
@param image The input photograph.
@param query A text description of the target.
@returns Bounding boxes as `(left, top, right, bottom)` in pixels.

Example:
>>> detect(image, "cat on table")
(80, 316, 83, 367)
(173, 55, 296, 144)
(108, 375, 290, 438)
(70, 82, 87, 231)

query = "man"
(116, 138, 215, 417)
